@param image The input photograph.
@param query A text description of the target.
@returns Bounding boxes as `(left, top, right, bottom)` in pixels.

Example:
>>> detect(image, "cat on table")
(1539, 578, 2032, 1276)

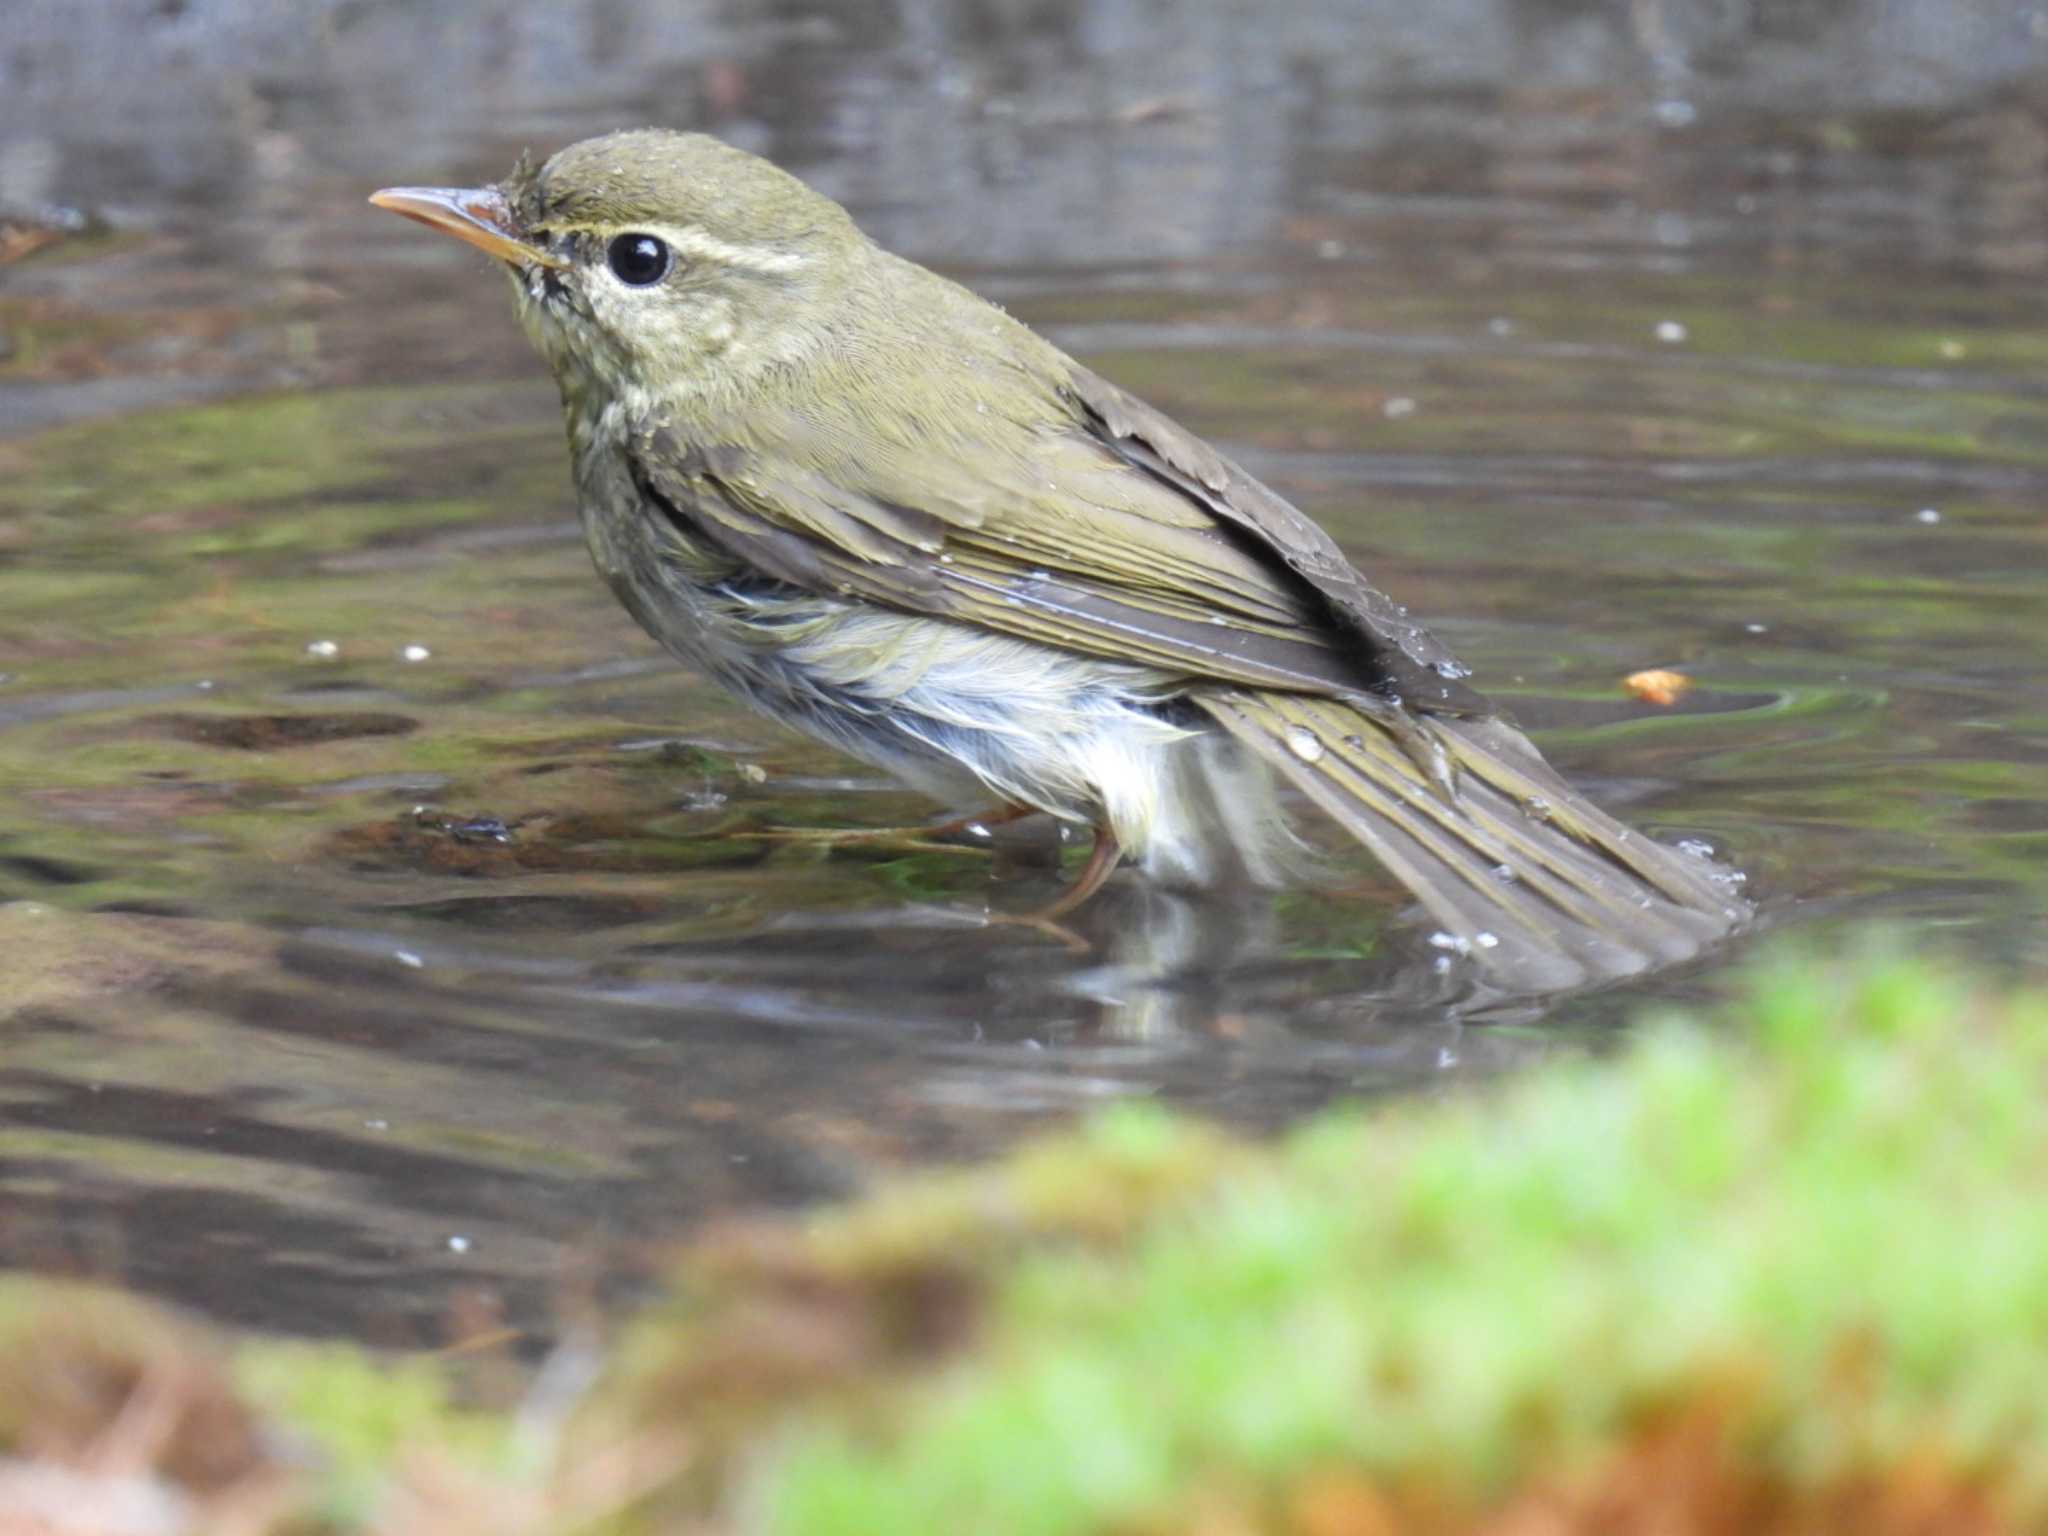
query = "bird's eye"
(606, 233, 671, 286)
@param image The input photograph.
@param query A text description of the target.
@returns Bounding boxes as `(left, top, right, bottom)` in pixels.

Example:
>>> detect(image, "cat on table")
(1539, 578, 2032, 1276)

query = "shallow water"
(3, 1, 2046, 1346)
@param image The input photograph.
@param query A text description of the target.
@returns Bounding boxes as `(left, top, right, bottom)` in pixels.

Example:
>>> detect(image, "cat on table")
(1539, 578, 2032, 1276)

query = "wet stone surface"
(2, 1, 2046, 1348)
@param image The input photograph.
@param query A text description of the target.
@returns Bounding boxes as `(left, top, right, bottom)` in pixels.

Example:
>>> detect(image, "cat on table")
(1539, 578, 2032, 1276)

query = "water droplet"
(1341, 734, 1365, 751)
(394, 949, 424, 969)
(1284, 725, 1325, 763)
(1427, 931, 1472, 956)
(1433, 659, 1472, 680)
(1744, 623, 1768, 635)
(1485, 318, 1513, 338)
(1382, 396, 1416, 420)
(1677, 838, 1715, 859)
(1524, 796, 1552, 821)
(400, 644, 432, 662)
(306, 639, 339, 659)
(1474, 931, 1500, 950)
(1914, 508, 1941, 524)
(363, 1118, 389, 1132)
(446, 1235, 472, 1254)
(1492, 863, 1517, 882)
(1654, 97, 1697, 128)
(1654, 320, 1688, 344)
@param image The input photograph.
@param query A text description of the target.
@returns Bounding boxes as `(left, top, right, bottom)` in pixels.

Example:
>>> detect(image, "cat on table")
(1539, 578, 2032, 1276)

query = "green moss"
(741, 945, 2048, 1533)
(237, 1341, 508, 1525)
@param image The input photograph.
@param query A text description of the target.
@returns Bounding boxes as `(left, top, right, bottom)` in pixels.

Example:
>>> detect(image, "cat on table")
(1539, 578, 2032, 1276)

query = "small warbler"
(372, 130, 1747, 988)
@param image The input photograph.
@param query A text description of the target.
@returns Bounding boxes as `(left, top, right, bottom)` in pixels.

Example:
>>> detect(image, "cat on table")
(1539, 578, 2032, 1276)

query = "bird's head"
(372, 129, 866, 411)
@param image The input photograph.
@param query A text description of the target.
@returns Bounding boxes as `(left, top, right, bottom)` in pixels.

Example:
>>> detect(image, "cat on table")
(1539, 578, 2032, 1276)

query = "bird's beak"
(367, 185, 567, 269)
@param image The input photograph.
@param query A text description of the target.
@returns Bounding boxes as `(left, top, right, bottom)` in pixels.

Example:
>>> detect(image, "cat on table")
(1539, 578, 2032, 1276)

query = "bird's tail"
(1198, 689, 1750, 991)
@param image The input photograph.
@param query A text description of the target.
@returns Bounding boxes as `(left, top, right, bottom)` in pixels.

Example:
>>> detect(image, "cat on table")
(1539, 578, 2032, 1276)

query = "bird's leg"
(1034, 824, 1123, 919)
(977, 824, 1122, 950)
(735, 801, 1038, 855)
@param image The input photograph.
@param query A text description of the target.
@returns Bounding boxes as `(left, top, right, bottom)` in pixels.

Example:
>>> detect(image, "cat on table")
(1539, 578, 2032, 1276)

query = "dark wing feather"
(1058, 366, 1487, 714)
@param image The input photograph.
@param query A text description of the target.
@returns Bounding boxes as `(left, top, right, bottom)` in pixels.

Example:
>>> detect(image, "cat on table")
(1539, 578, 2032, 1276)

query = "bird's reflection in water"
(1024, 879, 1562, 1070)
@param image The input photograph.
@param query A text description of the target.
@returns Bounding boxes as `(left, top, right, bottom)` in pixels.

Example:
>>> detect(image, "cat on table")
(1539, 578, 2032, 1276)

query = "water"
(3, 1, 2046, 1346)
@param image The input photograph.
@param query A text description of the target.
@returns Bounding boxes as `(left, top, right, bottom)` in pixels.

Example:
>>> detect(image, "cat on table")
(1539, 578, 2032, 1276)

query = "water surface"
(3, 0, 2046, 1347)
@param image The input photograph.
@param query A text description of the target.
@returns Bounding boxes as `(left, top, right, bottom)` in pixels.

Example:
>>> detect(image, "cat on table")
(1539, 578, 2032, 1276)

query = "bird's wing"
(621, 365, 1486, 708)
(1058, 365, 1485, 712)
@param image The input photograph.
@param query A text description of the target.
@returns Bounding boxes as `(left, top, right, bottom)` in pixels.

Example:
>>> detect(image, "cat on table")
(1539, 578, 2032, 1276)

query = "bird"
(370, 128, 1749, 991)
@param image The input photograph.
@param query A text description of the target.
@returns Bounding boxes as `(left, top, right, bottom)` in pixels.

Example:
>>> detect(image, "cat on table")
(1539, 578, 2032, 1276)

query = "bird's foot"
(730, 802, 1039, 858)
(959, 824, 1123, 953)
(1032, 824, 1123, 919)
(732, 824, 990, 857)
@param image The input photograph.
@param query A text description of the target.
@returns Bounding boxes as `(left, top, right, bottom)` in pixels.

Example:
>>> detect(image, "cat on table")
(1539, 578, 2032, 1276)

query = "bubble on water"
(400, 644, 432, 662)
(1744, 622, 1769, 635)
(1284, 725, 1325, 763)
(1915, 508, 1942, 524)
(306, 639, 339, 658)
(1655, 320, 1688, 344)
(446, 1235, 472, 1254)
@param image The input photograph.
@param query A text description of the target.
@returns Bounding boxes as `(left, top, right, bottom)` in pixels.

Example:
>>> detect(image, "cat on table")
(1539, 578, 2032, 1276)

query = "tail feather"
(1198, 691, 1750, 991)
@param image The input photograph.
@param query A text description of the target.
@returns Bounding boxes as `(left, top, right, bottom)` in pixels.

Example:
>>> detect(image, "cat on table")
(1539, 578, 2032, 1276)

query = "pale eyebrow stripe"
(640, 221, 811, 275)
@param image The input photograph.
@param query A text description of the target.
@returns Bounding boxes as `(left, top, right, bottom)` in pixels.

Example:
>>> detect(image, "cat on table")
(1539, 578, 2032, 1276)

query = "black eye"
(606, 233, 671, 286)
